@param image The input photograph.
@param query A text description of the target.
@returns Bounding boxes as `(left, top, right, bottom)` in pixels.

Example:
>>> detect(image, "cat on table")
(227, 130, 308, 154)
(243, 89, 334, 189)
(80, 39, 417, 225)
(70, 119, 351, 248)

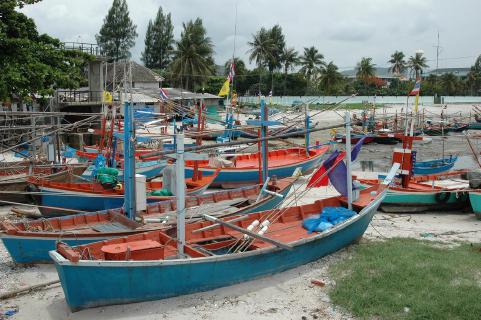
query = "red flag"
(307, 151, 346, 188)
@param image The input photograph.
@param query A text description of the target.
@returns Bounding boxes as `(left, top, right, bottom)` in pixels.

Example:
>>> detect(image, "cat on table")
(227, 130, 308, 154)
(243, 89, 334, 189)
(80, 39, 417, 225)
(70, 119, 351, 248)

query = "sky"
(21, 0, 481, 71)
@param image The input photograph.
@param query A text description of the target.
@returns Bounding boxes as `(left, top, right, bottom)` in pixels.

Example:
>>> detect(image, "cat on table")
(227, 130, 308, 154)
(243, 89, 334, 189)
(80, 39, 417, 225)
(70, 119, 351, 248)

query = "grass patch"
(328, 238, 481, 320)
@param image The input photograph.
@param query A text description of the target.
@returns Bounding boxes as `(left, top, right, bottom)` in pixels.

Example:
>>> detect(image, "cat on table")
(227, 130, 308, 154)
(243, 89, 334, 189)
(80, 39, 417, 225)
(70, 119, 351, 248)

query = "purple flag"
(328, 159, 348, 197)
(351, 136, 366, 161)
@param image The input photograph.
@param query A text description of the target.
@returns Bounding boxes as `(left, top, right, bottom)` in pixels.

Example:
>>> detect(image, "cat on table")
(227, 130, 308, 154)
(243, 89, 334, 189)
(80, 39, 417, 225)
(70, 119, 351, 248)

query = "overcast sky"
(22, 0, 481, 70)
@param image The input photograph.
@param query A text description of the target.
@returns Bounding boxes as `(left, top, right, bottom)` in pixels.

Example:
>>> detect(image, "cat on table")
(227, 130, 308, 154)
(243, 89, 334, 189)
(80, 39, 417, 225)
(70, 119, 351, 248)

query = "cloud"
(19, 0, 481, 69)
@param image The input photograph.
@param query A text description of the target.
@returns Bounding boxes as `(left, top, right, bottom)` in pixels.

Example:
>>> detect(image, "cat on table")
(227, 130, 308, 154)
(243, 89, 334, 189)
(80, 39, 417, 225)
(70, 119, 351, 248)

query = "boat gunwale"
(49, 186, 386, 267)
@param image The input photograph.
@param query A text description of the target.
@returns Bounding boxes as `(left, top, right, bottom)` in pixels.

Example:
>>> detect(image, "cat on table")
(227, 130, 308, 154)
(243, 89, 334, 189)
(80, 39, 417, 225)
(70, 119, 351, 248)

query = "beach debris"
(420, 232, 435, 238)
(310, 279, 325, 287)
(0, 304, 18, 318)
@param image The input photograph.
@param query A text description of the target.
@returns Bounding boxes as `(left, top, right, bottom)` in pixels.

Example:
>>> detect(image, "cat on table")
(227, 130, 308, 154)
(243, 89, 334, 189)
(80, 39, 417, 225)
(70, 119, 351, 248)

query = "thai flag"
(307, 136, 366, 193)
(159, 88, 169, 101)
(269, 90, 273, 97)
(409, 79, 421, 96)
(228, 61, 235, 82)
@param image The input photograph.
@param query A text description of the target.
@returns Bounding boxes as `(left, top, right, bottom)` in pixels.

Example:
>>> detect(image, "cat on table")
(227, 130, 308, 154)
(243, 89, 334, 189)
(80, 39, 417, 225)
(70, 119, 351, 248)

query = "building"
(423, 68, 471, 79)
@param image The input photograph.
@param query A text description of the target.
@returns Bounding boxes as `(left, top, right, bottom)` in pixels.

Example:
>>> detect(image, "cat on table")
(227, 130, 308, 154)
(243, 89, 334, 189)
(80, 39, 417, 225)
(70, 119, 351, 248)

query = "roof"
(424, 68, 470, 77)
(106, 61, 164, 83)
(162, 88, 221, 100)
(341, 67, 408, 79)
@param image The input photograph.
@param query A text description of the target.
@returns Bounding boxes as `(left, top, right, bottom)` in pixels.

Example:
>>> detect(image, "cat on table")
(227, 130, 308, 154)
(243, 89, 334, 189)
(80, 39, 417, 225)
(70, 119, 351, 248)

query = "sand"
(1, 103, 481, 319)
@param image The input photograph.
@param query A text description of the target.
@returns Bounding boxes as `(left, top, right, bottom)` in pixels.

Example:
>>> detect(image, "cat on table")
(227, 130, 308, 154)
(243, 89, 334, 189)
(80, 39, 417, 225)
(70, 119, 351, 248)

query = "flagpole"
(345, 112, 353, 210)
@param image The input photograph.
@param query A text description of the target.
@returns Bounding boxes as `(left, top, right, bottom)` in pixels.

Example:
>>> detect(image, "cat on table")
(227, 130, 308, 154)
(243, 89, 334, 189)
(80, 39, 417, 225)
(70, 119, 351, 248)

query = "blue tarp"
(302, 207, 356, 233)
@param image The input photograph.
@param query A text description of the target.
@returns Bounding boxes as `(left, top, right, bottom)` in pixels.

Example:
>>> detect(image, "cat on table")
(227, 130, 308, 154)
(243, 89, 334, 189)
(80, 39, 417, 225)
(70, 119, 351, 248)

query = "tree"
(266, 25, 285, 93)
(299, 46, 325, 86)
(440, 73, 458, 96)
(0, 0, 91, 100)
(247, 27, 276, 95)
(388, 51, 406, 76)
(280, 47, 299, 95)
(356, 57, 376, 82)
(467, 55, 481, 95)
(319, 62, 343, 95)
(408, 51, 428, 79)
(96, 0, 137, 61)
(170, 18, 215, 91)
(141, 7, 174, 70)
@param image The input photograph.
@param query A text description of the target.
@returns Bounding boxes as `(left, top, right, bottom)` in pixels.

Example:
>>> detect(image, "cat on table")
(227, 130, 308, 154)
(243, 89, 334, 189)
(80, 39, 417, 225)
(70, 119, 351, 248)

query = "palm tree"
(440, 73, 458, 95)
(320, 62, 343, 95)
(299, 46, 325, 86)
(266, 25, 285, 94)
(280, 47, 299, 95)
(356, 57, 376, 82)
(247, 27, 276, 95)
(388, 51, 406, 76)
(408, 51, 429, 79)
(170, 18, 214, 91)
(467, 55, 481, 95)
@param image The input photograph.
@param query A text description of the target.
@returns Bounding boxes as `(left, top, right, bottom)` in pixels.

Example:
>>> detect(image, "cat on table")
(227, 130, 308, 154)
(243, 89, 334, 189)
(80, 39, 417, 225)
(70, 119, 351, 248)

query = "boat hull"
(413, 156, 457, 175)
(185, 149, 325, 188)
(380, 189, 468, 213)
(50, 191, 384, 311)
(81, 160, 166, 181)
(468, 191, 481, 220)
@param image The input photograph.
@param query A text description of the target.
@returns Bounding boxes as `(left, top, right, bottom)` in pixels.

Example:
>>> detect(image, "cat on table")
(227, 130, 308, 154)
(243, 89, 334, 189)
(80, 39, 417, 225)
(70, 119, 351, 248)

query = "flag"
(351, 136, 366, 161)
(218, 79, 230, 97)
(269, 90, 272, 97)
(102, 91, 112, 103)
(159, 88, 169, 101)
(308, 150, 345, 188)
(228, 61, 235, 82)
(409, 79, 421, 96)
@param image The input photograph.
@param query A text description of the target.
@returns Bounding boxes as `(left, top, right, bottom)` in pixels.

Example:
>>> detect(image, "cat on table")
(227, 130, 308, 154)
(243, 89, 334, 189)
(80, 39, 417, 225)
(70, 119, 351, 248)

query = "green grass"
(328, 238, 481, 320)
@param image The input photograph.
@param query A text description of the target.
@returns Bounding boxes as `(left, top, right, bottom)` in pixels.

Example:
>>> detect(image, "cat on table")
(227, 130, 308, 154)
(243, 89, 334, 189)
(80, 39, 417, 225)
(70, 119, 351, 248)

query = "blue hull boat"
(50, 184, 386, 311)
(185, 146, 329, 188)
(413, 155, 457, 175)
(1, 177, 296, 263)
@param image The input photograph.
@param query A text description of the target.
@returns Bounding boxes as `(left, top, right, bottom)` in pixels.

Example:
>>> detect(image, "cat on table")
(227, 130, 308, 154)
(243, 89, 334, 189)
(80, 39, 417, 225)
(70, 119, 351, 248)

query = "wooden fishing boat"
(359, 178, 469, 213)
(0, 176, 296, 263)
(185, 146, 329, 188)
(0, 165, 87, 204)
(413, 155, 457, 175)
(81, 159, 167, 181)
(334, 133, 375, 144)
(49, 183, 387, 311)
(468, 190, 481, 220)
(372, 133, 399, 145)
(28, 170, 220, 217)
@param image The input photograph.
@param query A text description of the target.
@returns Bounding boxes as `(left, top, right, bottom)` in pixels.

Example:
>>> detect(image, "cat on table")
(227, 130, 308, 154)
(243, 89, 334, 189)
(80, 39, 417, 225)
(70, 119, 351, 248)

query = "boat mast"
(345, 112, 353, 210)
(123, 61, 137, 219)
(305, 103, 310, 155)
(175, 131, 186, 257)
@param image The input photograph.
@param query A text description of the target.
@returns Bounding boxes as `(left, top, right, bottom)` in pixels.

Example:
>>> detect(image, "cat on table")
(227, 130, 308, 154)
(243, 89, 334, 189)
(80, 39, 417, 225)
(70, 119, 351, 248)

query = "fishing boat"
(0, 164, 87, 204)
(28, 170, 220, 217)
(468, 190, 481, 220)
(184, 146, 329, 188)
(334, 133, 375, 144)
(49, 183, 387, 311)
(413, 155, 457, 175)
(0, 176, 296, 263)
(81, 159, 167, 181)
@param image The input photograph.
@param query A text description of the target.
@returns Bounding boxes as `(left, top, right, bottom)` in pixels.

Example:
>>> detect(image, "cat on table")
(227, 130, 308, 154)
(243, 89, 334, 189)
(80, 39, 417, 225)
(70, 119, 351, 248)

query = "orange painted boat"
(50, 184, 387, 311)
(27, 170, 220, 216)
(185, 146, 330, 188)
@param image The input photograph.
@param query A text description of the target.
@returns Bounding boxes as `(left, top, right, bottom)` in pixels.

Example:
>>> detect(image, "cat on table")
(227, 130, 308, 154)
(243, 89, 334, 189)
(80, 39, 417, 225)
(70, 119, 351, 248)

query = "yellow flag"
(414, 94, 419, 113)
(103, 91, 113, 103)
(218, 79, 230, 97)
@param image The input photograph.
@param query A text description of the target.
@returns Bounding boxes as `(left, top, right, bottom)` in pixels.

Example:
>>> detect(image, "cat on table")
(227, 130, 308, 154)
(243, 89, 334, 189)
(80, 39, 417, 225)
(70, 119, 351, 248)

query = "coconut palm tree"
(388, 51, 406, 76)
(170, 18, 214, 91)
(266, 25, 285, 95)
(467, 55, 481, 95)
(280, 47, 299, 95)
(440, 73, 458, 95)
(408, 52, 429, 79)
(320, 62, 343, 95)
(247, 27, 276, 95)
(299, 46, 325, 86)
(356, 57, 376, 82)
